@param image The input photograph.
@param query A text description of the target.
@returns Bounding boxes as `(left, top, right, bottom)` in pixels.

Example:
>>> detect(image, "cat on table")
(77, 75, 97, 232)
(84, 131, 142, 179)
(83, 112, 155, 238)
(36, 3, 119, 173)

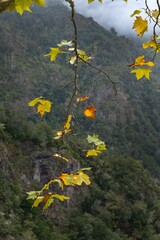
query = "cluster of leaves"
(88, 0, 160, 81)
(44, 39, 92, 64)
(86, 134, 107, 157)
(129, 3, 160, 80)
(27, 168, 91, 210)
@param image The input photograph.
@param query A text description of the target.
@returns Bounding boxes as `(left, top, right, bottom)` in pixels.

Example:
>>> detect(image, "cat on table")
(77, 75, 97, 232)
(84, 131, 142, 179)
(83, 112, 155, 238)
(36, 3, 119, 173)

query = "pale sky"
(63, 0, 157, 37)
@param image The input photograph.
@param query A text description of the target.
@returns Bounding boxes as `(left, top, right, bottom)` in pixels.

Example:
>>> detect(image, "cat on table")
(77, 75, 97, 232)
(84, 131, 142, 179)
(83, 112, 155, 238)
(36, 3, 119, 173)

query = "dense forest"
(1, 1, 160, 239)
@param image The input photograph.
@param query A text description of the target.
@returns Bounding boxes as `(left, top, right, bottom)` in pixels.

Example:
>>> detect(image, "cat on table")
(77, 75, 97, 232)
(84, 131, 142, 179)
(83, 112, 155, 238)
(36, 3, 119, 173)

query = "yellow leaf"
(131, 68, 152, 80)
(77, 96, 89, 102)
(33, 0, 45, 6)
(32, 196, 44, 208)
(28, 97, 42, 107)
(64, 115, 72, 129)
(74, 171, 91, 185)
(52, 194, 69, 201)
(86, 149, 100, 157)
(60, 173, 75, 186)
(15, 0, 32, 15)
(133, 16, 148, 37)
(152, 10, 159, 19)
(130, 10, 141, 18)
(78, 49, 92, 62)
(44, 48, 62, 61)
(37, 100, 52, 117)
(143, 40, 160, 53)
(54, 129, 72, 139)
(43, 198, 54, 210)
(84, 105, 96, 119)
(28, 98, 52, 117)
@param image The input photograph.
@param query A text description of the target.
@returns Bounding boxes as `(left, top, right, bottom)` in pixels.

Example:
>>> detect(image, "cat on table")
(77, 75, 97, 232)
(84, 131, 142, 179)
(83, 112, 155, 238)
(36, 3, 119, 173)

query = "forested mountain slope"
(1, 2, 160, 240)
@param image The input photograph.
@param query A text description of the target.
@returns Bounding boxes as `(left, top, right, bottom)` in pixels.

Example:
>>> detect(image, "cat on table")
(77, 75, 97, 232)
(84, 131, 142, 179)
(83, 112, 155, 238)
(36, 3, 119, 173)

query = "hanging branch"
(65, 0, 79, 115)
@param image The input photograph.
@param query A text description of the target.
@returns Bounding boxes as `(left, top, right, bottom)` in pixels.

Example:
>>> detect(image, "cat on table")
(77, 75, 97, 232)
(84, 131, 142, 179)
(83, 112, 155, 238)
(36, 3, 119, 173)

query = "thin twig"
(79, 56, 117, 95)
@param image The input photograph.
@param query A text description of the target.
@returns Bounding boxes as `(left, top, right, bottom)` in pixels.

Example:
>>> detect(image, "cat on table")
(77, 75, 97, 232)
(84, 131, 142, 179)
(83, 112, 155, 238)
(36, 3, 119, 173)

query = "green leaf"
(96, 144, 107, 151)
(26, 191, 40, 200)
(87, 134, 104, 146)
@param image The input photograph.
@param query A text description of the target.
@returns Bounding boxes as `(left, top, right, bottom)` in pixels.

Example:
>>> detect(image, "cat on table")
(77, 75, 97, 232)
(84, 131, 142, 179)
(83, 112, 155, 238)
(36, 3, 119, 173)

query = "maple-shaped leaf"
(64, 115, 72, 129)
(84, 105, 96, 119)
(28, 97, 52, 117)
(44, 47, 62, 61)
(79, 171, 91, 185)
(129, 55, 154, 67)
(33, 0, 45, 6)
(78, 49, 92, 62)
(87, 134, 103, 145)
(133, 16, 148, 37)
(77, 96, 89, 102)
(37, 100, 52, 117)
(131, 68, 152, 80)
(26, 191, 40, 200)
(15, 0, 32, 15)
(74, 171, 91, 185)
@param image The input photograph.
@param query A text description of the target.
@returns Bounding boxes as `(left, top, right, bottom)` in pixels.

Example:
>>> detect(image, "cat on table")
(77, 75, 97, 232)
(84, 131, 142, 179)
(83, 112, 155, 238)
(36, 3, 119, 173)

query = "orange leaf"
(84, 105, 96, 119)
(129, 55, 154, 68)
(77, 96, 89, 102)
